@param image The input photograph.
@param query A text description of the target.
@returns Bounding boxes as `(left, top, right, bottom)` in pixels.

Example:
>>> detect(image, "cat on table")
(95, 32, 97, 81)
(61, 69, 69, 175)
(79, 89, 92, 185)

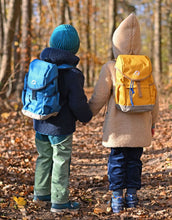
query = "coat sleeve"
(89, 62, 113, 116)
(67, 69, 92, 123)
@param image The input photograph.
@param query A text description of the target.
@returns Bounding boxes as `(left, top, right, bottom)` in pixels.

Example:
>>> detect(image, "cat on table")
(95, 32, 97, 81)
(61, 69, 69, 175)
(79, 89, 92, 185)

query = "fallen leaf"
(13, 196, 27, 207)
(94, 204, 110, 214)
(1, 112, 10, 119)
(94, 207, 105, 214)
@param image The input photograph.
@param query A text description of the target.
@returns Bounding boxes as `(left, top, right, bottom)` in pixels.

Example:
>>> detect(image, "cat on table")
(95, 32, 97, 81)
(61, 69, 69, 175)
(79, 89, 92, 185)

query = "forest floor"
(0, 87, 172, 220)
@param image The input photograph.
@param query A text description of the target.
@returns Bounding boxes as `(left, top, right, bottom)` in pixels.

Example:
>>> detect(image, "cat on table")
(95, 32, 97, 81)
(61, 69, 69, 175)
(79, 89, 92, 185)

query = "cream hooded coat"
(89, 13, 159, 148)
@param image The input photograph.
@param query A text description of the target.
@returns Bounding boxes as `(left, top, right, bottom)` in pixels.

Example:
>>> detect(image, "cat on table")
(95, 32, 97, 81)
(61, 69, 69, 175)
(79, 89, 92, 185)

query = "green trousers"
(34, 133, 73, 204)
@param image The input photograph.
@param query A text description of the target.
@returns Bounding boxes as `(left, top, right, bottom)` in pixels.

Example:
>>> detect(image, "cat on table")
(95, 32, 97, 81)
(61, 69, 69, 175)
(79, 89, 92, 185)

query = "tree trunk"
(86, 0, 91, 87)
(75, 1, 84, 73)
(66, 0, 72, 25)
(0, 0, 20, 93)
(109, 0, 117, 60)
(153, 0, 162, 87)
(0, 0, 4, 62)
(167, 0, 172, 82)
(61, 0, 66, 24)
(16, 0, 31, 98)
(46, 0, 57, 27)
(92, 0, 97, 85)
(0, 0, 7, 59)
(13, 12, 21, 94)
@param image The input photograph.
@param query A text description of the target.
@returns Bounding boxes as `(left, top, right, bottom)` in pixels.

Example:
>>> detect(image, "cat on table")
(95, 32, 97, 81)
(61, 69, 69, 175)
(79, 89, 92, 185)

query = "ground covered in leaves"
(0, 88, 172, 220)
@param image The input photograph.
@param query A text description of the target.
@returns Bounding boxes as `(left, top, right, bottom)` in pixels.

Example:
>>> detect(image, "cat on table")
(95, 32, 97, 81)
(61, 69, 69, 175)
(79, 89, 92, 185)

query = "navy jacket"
(33, 48, 92, 136)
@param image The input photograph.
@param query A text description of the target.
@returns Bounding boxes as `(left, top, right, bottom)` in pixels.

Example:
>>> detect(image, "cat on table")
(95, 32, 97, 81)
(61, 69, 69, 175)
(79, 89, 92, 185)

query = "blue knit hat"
(49, 24, 80, 54)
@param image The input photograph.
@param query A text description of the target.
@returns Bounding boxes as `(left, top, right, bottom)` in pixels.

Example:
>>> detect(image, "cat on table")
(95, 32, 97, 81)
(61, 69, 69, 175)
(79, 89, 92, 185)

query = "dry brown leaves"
(0, 88, 171, 220)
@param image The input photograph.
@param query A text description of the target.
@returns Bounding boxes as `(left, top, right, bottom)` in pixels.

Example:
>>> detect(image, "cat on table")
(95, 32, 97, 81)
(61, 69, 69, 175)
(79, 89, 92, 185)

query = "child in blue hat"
(33, 24, 92, 212)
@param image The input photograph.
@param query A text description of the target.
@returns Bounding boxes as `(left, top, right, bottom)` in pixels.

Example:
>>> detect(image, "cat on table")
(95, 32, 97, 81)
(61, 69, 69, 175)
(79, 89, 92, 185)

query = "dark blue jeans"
(108, 147, 143, 191)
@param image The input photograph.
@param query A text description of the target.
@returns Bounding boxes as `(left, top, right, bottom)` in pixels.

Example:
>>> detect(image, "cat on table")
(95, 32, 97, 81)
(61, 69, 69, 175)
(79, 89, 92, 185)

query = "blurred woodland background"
(0, 1, 172, 219)
(0, 0, 172, 99)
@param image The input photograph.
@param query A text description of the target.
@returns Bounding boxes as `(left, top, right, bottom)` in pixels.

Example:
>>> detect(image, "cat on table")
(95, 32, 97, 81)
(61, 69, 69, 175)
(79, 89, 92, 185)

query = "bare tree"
(66, 0, 72, 25)
(0, 0, 21, 94)
(0, 0, 7, 60)
(13, 11, 21, 94)
(92, 0, 97, 85)
(166, 0, 172, 82)
(16, 0, 31, 98)
(109, 0, 117, 59)
(153, 0, 162, 87)
(46, 0, 57, 26)
(85, 0, 92, 87)
(0, 0, 4, 61)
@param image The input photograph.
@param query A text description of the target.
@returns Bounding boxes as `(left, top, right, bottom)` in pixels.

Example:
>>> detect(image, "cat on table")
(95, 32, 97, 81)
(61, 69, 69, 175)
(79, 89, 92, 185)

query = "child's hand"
(151, 124, 155, 136)
(151, 128, 155, 136)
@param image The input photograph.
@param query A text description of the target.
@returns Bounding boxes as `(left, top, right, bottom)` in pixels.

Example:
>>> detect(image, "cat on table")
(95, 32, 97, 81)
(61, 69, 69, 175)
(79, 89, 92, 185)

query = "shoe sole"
(112, 208, 124, 213)
(51, 207, 79, 213)
(33, 199, 51, 203)
(126, 203, 138, 208)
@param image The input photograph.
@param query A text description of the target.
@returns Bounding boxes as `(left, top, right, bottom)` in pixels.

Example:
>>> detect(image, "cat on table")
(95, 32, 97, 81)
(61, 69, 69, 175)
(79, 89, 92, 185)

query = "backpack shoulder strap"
(57, 64, 75, 69)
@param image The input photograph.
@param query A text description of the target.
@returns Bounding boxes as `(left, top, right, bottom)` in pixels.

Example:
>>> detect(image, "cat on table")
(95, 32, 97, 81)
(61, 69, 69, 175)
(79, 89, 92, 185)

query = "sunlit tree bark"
(153, 0, 162, 87)
(85, 0, 91, 86)
(109, 0, 117, 59)
(13, 13, 21, 94)
(0, 0, 20, 94)
(16, 0, 31, 98)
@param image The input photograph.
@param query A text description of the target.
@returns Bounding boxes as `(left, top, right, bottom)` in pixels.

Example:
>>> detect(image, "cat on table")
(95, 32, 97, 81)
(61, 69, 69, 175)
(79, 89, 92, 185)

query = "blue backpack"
(22, 59, 74, 120)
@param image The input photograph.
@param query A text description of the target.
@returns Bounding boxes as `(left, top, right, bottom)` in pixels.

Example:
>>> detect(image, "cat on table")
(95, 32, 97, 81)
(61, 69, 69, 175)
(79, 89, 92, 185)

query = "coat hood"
(40, 47, 79, 66)
(112, 13, 141, 58)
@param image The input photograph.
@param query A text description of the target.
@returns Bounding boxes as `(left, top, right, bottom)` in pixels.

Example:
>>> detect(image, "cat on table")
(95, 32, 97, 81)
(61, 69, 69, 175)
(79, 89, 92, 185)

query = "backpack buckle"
(32, 90, 37, 100)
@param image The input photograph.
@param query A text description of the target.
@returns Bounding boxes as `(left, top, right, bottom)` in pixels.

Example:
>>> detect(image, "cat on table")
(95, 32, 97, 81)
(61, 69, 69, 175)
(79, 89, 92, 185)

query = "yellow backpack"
(115, 55, 156, 113)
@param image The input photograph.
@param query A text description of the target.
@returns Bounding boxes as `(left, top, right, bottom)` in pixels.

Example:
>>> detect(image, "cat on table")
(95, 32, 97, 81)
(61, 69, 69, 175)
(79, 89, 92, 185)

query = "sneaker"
(51, 201, 80, 212)
(111, 194, 124, 213)
(125, 193, 138, 208)
(33, 195, 51, 202)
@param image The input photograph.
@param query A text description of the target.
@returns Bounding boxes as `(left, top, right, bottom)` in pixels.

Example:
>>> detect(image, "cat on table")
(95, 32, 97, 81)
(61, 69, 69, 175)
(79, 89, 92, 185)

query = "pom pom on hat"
(49, 24, 80, 54)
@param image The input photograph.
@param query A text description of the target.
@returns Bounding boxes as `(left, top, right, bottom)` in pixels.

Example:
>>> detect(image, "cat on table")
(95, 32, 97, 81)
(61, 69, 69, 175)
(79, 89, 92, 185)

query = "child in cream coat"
(89, 13, 159, 213)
